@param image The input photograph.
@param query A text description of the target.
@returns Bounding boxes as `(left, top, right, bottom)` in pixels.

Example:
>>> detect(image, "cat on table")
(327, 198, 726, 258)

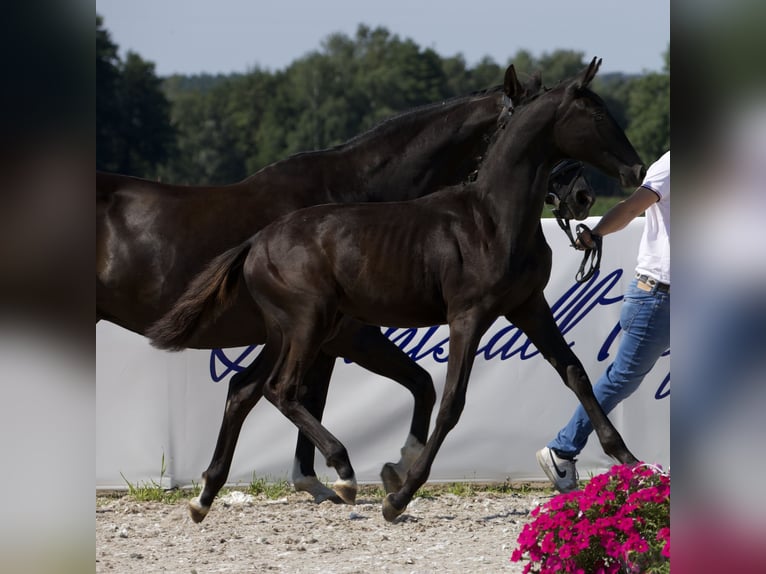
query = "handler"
(537, 150, 670, 492)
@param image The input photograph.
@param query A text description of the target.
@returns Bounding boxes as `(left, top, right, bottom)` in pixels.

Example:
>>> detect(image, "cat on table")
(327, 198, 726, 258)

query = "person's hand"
(575, 227, 598, 250)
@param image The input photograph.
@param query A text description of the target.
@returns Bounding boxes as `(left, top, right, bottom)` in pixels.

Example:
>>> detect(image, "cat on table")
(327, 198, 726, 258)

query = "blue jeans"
(548, 277, 670, 457)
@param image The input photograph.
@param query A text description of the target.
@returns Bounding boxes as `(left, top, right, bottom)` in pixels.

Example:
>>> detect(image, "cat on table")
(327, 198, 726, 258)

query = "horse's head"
(505, 58, 646, 188)
(556, 58, 645, 187)
(545, 160, 595, 221)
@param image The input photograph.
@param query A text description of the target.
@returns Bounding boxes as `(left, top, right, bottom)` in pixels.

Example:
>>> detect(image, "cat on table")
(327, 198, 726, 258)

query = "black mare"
(98, 82, 594, 505)
(148, 58, 645, 522)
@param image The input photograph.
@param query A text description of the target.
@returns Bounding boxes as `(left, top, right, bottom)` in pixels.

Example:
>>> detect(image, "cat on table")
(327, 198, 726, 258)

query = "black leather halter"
(548, 160, 602, 283)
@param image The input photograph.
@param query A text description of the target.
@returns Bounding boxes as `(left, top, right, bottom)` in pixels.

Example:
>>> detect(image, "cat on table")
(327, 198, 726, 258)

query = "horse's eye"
(592, 110, 605, 121)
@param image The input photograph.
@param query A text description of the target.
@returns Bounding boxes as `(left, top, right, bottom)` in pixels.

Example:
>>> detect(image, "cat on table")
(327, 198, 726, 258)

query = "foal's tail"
(147, 241, 252, 351)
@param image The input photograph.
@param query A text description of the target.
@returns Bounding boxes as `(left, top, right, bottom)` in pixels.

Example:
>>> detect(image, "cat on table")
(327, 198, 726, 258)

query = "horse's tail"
(147, 240, 252, 351)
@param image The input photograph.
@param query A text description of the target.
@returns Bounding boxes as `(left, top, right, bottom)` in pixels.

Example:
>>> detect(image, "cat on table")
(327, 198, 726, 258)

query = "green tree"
(96, 15, 175, 177)
(536, 49, 587, 85)
(625, 48, 670, 164)
(96, 14, 123, 171)
(117, 52, 176, 176)
(155, 27, 668, 189)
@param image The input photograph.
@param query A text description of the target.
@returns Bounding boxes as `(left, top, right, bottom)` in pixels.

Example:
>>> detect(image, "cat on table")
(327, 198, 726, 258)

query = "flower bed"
(511, 463, 670, 573)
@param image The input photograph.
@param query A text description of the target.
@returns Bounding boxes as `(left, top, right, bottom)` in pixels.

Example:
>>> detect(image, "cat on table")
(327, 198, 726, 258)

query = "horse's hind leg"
(507, 293, 638, 464)
(322, 319, 435, 494)
(188, 350, 271, 523)
(290, 352, 345, 504)
(264, 313, 358, 505)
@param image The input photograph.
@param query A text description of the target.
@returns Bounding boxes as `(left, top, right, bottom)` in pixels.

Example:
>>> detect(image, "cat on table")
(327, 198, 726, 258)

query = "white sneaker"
(536, 447, 579, 493)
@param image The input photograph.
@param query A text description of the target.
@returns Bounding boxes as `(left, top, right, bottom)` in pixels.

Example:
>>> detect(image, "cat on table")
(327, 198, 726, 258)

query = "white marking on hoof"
(292, 458, 342, 504)
(382, 434, 425, 488)
(332, 477, 358, 505)
(188, 496, 210, 523)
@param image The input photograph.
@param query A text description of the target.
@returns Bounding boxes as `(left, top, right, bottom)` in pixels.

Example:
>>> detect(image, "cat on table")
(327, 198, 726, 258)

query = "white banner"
(97, 218, 669, 489)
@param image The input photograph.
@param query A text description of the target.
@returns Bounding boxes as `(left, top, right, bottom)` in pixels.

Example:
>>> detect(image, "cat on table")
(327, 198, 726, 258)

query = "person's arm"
(575, 186, 659, 249)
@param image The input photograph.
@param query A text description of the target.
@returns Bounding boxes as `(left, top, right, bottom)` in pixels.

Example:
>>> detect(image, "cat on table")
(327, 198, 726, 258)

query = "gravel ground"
(96, 486, 552, 573)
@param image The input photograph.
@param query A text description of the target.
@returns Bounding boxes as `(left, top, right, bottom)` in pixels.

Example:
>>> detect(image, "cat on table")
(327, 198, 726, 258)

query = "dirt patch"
(96, 486, 551, 573)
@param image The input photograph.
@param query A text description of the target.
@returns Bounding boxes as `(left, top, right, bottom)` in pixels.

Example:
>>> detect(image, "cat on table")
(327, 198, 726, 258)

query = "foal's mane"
(464, 78, 550, 184)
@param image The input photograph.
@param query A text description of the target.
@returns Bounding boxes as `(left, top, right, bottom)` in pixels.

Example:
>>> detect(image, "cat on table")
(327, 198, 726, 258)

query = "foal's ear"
(503, 64, 525, 104)
(575, 57, 602, 89)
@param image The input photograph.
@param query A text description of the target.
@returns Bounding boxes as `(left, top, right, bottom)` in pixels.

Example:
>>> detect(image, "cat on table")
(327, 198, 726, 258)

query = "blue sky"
(96, 0, 669, 77)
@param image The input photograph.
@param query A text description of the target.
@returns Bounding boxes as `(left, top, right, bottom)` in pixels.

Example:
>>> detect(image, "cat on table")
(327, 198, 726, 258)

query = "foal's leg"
(507, 293, 638, 464)
(322, 319, 435, 494)
(289, 352, 345, 504)
(188, 350, 272, 523)
(227, 350, 341, 502)
(382, 312, 487, 522)
(264, 318, 358, 504)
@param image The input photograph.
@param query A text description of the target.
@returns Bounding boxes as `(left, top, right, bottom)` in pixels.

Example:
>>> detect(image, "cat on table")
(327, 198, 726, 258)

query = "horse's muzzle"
(619, 164, 647, 188)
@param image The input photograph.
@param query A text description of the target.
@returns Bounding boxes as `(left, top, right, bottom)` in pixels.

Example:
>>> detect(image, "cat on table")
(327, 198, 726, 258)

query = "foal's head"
(546, 160, 595, 221)
(504, 58, 646, 188)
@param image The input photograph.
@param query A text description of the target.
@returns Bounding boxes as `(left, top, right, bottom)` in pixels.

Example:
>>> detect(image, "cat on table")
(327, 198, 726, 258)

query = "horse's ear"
(503, 64, 524, 104)
(528, 71, 542, 95)
(576, 57, 602, 89)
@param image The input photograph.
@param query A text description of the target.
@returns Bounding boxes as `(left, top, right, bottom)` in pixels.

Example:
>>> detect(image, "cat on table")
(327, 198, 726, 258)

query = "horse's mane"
(242, 86, 505, 182)
(465, 83, 551, 185)
(336, 85, 505, 149)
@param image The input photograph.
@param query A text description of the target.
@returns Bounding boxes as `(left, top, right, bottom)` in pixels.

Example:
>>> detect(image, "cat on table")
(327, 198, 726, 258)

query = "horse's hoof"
(382, 493, 406, 523)
(312, 489, 345, 505)
(380, 463, 403, 494)
(294, 476, 344, 504)
(332, 478, 357, 505)
(188, 497, 210, 523)
(616, 450, 639, 465)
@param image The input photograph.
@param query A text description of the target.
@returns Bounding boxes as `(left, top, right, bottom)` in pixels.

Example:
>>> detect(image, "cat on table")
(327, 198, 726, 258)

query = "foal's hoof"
(380, 463, 403, 494)
(314, 490, 345, 505)
(332, 478, 358, 505)
(293, 476, 344, 504)
(188, 497, 210, 524)
(382, 493, 406, 523)
(614, 448, 639, 465)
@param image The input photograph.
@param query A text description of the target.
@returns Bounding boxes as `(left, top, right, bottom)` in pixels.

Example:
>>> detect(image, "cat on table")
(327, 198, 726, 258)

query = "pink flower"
(616, 516, 635, 532)
(511, 464, 669, 573)
(541, 531, 556, 553)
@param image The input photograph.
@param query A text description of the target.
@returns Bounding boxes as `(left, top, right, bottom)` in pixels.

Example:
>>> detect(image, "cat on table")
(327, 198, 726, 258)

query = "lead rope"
(574, 223, 602, 283)
(552, 208, 602, 283)
(549, 170, 602, 284)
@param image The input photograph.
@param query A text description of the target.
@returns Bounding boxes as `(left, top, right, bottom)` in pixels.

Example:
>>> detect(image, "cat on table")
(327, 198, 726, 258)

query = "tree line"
(97, 15, 669, 194)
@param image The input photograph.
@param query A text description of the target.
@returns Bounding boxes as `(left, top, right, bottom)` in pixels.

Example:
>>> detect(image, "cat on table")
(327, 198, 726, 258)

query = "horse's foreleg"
(382, 313, 486, 522)
(289, 352, 344, 504)
(507, 294, 638, 464)
(323, 320, 435, 494)
(189, 351, 269, 523)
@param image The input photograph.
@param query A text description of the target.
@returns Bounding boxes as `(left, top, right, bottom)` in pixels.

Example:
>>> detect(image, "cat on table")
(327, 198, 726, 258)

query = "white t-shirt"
(635, 150, 670, 284)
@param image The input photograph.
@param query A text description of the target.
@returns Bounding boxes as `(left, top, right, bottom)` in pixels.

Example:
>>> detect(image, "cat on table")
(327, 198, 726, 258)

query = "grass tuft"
(246, 474, 292, 499)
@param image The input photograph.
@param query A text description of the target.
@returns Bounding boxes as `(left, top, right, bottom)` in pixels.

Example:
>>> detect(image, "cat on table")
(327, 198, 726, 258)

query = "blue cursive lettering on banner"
(382, 325, 450, 363)
(209, 346, 259, 382)
(655, 373, 670, 399)
(477, 270, 624, 361)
